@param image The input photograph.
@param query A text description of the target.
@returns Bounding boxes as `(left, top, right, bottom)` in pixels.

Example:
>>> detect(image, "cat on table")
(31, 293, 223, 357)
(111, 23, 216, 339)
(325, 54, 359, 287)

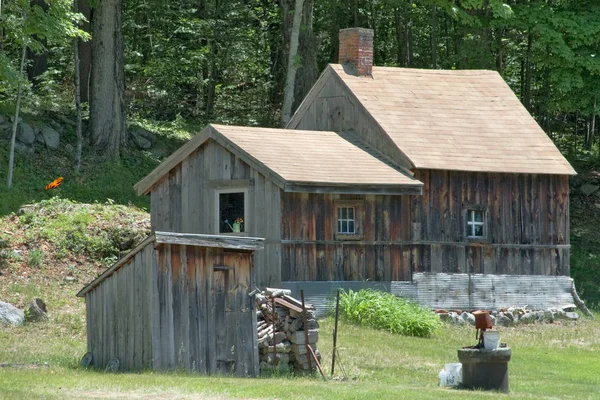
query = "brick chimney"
(338, 27, 374, 76)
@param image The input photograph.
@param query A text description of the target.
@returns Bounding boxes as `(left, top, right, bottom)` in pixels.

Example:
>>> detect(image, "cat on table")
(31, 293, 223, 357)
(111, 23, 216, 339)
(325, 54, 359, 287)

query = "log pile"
(256, 288, 320, 373)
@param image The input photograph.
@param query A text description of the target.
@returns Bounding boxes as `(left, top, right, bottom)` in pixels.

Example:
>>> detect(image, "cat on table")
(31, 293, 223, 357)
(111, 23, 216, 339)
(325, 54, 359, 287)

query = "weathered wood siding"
(281, 170, 570, 281)
(153, 244, 258, 376)
(85, 243, 154, 371)
(84, 241, 259, 376)
(150, 139, 281, 287)
(289, 71, 412, 170)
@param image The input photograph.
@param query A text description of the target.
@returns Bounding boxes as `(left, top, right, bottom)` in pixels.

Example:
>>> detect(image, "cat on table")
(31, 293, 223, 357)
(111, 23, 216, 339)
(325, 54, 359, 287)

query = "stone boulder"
(39, 125, 60, 149)
(496, 314, 512, 327)
(15, 141, 34, 155)
(0, 301, 25, 326)
(565, 312, 580, 320)
(80, 352, 93, 368)
(519, 312, 538, 324)
(17, 122, 36, 144)
(129, 127, 156, 150)
(25, 298, 48, 322)
(580, 184, 600, 196)
(105, 358, 120, 372)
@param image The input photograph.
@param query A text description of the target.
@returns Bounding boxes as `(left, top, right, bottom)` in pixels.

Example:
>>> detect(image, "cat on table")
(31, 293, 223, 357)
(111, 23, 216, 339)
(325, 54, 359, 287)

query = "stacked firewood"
(255, 288, 320, 373)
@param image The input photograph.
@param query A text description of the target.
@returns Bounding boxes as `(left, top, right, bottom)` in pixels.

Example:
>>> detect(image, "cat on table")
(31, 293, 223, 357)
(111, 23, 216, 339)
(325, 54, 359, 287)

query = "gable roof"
(317, 64, 575, 175)
(134, 124, 423, 196)
(77, 232, 264, 297)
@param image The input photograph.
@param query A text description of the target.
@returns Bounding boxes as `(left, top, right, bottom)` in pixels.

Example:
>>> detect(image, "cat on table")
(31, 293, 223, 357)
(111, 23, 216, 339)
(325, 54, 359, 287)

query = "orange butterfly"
(45, 177, 63, 190)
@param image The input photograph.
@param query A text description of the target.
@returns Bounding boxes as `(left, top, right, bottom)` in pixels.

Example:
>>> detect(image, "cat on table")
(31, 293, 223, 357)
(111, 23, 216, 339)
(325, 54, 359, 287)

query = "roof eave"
(76, 234, 156, 297)
(284, 181, 423, 195)
(412, 164, 577, 176)
(134, 125, 214, 195)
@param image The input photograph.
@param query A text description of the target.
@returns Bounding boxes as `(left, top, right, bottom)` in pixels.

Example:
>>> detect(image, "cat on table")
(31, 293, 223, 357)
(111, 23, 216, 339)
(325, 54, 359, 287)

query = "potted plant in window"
(224, 218, 244, 233)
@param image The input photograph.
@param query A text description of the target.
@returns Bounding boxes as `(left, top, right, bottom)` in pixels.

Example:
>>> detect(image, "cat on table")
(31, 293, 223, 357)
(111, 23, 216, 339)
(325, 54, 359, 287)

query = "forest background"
(1, 0, 600, 302)
(1, 0, 599, 155)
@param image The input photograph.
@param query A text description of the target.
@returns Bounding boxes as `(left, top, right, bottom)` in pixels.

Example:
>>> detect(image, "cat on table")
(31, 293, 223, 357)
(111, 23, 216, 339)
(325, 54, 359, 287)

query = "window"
(217, 190, 246, 234)
(466, 209, 485, 238)
(337, 206, 355, 234)
(334, 199, 364, 240)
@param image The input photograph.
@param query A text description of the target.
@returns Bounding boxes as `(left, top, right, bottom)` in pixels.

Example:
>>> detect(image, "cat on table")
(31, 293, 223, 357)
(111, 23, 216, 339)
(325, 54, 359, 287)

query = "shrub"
(27, 249, 44, 268)
(338, 289, 442, 338)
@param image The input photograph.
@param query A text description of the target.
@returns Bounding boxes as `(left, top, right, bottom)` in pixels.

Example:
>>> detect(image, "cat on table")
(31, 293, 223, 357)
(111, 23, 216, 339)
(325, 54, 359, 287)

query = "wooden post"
(271, 297, 277, 365)
(300, 289, 313, 373)
(331, 289, 340, 377)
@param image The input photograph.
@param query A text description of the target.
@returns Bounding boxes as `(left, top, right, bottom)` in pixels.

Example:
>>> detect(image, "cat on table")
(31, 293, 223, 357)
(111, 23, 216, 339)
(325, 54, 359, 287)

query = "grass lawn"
(1, 281, 600, 399)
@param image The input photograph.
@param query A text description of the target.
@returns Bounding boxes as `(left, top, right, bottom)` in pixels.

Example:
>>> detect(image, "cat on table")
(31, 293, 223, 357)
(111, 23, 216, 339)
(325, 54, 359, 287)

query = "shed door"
(208, 251, 256, 377)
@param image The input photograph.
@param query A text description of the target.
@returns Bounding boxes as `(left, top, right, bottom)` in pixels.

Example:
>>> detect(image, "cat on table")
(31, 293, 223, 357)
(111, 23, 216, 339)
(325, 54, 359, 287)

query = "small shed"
(77, 232, 264, 376)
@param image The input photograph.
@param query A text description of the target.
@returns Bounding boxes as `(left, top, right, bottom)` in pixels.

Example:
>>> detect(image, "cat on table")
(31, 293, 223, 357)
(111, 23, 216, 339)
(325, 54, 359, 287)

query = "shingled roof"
(134, 124, 423, 195)
(325, 64, 575, 175)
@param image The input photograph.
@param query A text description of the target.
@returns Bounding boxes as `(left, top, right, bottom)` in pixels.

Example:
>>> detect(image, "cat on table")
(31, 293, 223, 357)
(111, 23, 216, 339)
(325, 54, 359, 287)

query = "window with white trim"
(337, 206, 355, 234)
(466, 209, 485, 238)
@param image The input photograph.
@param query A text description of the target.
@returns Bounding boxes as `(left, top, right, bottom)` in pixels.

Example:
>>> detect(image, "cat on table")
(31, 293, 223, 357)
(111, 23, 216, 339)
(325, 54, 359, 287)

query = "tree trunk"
(394, 7, 407, 67)
(77, 0, 92, 103)
(26, 47, 47, 84)
(73, 13, 83, 172)
(523, 30, 533, 111)
(89, 0, 126, 159)
(589, 96, 597, 151)
(280, 0, 304, 127)
(0, 0, 4, 51)
(292, 0, 317, 113)
(7, 44, 28, 189)
(26, 0, 48, 85)
(430, 4, 437, 69)
(494, 28, 504, 73)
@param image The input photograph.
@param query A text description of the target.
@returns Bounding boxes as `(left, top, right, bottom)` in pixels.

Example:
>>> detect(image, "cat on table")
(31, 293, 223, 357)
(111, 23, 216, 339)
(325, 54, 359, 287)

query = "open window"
(216, 189, 248, 234)
(334, 199, 364, 240)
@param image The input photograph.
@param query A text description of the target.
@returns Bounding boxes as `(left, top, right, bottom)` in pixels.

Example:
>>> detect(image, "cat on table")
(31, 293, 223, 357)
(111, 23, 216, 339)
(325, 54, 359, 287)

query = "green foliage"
(0, 0, 89, 91)
(337, 289, 442, 337)
(16, 197, 149, 263)
(26, 249, 44, 268)
(0, 134, 157, 216)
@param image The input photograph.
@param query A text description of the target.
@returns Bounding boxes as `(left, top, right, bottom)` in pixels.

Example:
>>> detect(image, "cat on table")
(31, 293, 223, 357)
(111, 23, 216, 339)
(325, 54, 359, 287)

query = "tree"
(76, 0, 92, 103)
(89, 0, 126, 159)
(25, 0, 49, 85)
(2, 0, 88, 188)
(280, 0, 305, 126)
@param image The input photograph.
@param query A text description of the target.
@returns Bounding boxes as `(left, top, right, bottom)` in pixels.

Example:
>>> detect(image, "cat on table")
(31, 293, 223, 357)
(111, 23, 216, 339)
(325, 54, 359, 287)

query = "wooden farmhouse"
(134, 27, 576, 289)
(77, 232, 263, 374)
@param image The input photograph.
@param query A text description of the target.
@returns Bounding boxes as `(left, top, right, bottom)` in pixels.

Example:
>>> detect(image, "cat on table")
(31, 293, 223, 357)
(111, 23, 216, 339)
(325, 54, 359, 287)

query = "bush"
(338, 289, 442, 338)
(27, 249, 43, 268)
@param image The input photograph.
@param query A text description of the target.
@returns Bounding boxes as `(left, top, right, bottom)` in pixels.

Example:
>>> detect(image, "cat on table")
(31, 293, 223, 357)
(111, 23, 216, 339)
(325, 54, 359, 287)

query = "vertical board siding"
(86, 241, 257, 377)
(85, 245, 155, 371)
(149, 139, 281, 288)
(154, 244, 258, 376)
(282, 171, 570, 281)
(292, 74, 411, 169)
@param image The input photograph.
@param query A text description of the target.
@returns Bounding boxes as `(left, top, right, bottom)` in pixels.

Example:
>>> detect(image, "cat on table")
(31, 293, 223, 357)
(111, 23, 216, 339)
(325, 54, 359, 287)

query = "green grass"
(2, 197, 150, 272)
(0, 112, 196, 217)
(1, 280, 600, 399)
(338, 289, 442, 337)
